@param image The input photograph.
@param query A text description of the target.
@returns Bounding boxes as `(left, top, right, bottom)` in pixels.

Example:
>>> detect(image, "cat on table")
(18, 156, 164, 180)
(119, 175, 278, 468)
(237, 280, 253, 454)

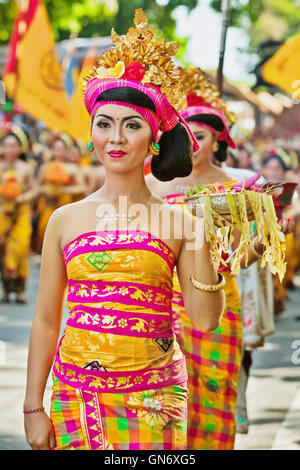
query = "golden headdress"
(178, 67, 236, 126)
(83, 9, 186, 112)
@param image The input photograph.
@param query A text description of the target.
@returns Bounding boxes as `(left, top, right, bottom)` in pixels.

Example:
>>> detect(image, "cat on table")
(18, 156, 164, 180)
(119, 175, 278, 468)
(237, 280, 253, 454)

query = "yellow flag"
(262, 32, 300, 100)
(3, 0, 72, 132)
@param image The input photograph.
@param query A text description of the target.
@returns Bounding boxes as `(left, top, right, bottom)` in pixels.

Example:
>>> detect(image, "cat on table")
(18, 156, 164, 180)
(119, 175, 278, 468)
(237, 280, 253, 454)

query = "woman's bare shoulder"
(146, 173, 181, 197)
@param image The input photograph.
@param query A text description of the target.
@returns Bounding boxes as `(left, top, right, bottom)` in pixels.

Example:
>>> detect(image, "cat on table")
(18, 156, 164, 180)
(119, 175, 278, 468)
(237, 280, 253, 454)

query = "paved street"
(0, 256, 299, 450)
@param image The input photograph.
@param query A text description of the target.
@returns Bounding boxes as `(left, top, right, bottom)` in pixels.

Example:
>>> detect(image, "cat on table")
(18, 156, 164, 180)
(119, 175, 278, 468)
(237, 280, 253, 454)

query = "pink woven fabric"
(84, 78, 199, 151)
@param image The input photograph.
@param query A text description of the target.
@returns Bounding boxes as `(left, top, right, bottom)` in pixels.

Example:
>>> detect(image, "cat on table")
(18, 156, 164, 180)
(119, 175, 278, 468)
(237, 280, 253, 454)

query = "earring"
(212, 141, 219, 153)
(88, 141, 94, 152)
(149, 141, 160, 156)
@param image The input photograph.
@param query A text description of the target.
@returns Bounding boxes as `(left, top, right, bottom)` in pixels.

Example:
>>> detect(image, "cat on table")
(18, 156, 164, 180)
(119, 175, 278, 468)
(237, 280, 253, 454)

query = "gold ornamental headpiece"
(83, 9, 186, 112)
(178, 67, 236, 126)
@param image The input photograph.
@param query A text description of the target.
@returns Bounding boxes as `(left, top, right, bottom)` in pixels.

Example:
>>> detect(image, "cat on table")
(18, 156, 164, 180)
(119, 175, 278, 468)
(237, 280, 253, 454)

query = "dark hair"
(186, 113, 228, 162)
(95, 87, 193, 181)
(262, 155, 288, 172)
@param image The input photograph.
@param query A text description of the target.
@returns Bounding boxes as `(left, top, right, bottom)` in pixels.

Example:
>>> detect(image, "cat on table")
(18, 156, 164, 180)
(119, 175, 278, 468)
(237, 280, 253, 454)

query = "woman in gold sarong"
(0, 128, 36, 303)
(36, 134, 85, 252)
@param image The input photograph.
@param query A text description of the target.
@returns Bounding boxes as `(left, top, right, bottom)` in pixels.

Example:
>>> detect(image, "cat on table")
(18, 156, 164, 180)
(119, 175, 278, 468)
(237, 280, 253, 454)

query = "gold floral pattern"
(64, 233, 175, 268)
(53, 356, 186, 393)
(69, 282, 171, 308)
(73, 309, 173, 335)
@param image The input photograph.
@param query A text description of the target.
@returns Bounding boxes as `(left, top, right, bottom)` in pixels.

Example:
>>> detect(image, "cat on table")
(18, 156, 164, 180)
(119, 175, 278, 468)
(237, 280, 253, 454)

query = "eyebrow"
(96, 113, 144, 123)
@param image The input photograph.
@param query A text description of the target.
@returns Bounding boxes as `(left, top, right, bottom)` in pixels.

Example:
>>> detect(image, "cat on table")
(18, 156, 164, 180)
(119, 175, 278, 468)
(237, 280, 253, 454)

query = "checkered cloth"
(172, 270, 242, 450)
(50, 373, 187, 450)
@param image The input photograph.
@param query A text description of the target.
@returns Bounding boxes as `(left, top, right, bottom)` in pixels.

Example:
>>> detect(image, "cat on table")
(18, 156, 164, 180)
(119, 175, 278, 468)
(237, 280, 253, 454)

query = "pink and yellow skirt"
(50, 373, 187, 450)
(172, 270, 242, 450)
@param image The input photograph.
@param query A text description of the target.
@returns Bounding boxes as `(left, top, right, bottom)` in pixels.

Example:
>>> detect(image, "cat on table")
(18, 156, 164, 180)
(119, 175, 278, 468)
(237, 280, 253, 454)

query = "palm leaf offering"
(185, 174, 286, 280)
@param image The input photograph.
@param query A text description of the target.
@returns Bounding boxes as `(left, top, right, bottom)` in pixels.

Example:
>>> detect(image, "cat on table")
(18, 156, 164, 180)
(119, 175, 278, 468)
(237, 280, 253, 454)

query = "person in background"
(36, 133, 85, 252)
(0, 126, 37, 303)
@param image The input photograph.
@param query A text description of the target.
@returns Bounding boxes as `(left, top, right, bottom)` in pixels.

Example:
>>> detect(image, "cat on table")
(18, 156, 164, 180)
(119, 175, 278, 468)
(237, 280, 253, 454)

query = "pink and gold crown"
(83, 9, 186, 112)
(178, 67, 236, 126)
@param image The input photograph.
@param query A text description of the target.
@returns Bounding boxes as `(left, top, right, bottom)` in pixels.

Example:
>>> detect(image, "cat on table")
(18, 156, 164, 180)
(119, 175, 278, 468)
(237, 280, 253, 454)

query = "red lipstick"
(108, 150, 127, 159)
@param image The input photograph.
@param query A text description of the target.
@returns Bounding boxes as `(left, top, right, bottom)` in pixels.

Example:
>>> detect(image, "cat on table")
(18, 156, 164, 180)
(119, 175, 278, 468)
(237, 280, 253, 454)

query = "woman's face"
(262, 158, 285, 183)
(0, 135, 22, 162)
(91, 104, 152, 173)
(51, 139, 67, 160)
(67, 146, 81, 164)
(188, 122, 217, 167)
(238, 149, 251, 169)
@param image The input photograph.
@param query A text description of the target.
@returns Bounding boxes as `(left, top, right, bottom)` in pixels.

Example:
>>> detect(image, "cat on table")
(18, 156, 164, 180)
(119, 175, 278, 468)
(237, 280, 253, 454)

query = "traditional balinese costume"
(163, 68, 242, 450)
(0, 128, 32, 300)
(50, 10, 199, 450)
(36, 133, 74, 253)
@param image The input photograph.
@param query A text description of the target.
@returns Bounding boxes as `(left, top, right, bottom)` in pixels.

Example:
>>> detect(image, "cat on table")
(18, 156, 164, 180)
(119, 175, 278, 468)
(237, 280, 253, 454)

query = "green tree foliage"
(0, 0, 197, 46)
(210, 0, 300, 90)
(210, 0, 300, 51)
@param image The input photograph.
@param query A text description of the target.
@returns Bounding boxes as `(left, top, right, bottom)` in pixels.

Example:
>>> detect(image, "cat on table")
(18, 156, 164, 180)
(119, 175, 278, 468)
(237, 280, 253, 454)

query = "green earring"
(88, 141, 94, 152)
(149, 141, 160, 156)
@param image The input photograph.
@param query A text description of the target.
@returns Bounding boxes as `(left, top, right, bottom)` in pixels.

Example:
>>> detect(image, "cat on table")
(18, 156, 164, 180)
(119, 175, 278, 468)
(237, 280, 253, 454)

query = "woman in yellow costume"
(36, 133, 85, 252)
(146, 67, 281, 450)
(261, 152, 296, 313)
(0, 126, 36, 303)
(24, 10, 225, 450)
(66, 139, 98, 200)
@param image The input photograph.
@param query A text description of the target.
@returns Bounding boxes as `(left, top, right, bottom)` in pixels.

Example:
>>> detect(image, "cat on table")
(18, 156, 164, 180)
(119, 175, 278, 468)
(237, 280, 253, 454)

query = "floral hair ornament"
(83, 9, 199, 152)
(179, 67, 236, 149)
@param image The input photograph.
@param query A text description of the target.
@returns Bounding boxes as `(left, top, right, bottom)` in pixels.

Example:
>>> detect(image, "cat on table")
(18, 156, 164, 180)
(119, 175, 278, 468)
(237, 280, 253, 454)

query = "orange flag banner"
(68, 45, 98, 143)
(262, 32, 300, 99)
(3, 0, 72, 132)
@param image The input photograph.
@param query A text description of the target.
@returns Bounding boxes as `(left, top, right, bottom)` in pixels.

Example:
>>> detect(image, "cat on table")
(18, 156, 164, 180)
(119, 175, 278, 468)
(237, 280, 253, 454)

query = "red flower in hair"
(122, 62, 145, 82)
(187, 92, 212, 108)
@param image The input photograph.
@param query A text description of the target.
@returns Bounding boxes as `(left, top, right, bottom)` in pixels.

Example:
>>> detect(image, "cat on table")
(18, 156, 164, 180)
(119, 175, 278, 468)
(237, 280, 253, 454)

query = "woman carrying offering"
(146, 67, 289, 450)
(24, 11, 225, 451)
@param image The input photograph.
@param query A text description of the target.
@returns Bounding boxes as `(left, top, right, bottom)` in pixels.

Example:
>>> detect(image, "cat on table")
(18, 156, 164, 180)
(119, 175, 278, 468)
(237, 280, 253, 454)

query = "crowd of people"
(0, 124, 105, 303)
(1, 9, 300, 451)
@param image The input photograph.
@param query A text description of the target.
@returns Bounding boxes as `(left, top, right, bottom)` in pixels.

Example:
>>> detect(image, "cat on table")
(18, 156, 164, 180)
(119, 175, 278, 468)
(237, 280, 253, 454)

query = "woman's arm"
(17, 166, 38, 204)
(24, 207, 68, 449)
(176, 213, 225, 332)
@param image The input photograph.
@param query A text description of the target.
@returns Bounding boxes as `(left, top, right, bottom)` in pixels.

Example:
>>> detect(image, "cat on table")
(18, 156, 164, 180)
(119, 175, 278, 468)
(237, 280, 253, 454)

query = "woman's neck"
(190, 159, 223, 183)
(97, 167, 152, 205)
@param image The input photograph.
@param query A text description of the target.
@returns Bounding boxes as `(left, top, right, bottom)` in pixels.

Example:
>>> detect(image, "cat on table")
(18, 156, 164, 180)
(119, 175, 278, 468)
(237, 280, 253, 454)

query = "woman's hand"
(24, 411, 55, 450)
(278, 217, 295, 235)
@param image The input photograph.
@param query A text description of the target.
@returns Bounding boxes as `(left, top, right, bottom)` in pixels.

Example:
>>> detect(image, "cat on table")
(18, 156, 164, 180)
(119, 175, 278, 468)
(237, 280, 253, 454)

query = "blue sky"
(173, 0, 257, 85)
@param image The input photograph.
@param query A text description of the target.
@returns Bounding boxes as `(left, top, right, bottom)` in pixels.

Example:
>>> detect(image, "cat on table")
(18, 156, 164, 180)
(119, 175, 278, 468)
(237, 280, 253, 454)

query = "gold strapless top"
(58, 230, 184, 373)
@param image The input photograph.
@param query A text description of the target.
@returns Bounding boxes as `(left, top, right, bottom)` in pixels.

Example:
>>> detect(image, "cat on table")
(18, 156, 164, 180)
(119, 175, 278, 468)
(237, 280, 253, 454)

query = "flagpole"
(217, 0, 231, 95)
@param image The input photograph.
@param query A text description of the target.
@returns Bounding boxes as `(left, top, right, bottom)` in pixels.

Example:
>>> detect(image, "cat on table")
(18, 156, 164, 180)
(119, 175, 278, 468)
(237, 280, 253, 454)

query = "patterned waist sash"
(67, 279, 172, 313)
(53, 346, 187, 394)
(67, 305, 173, 338)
